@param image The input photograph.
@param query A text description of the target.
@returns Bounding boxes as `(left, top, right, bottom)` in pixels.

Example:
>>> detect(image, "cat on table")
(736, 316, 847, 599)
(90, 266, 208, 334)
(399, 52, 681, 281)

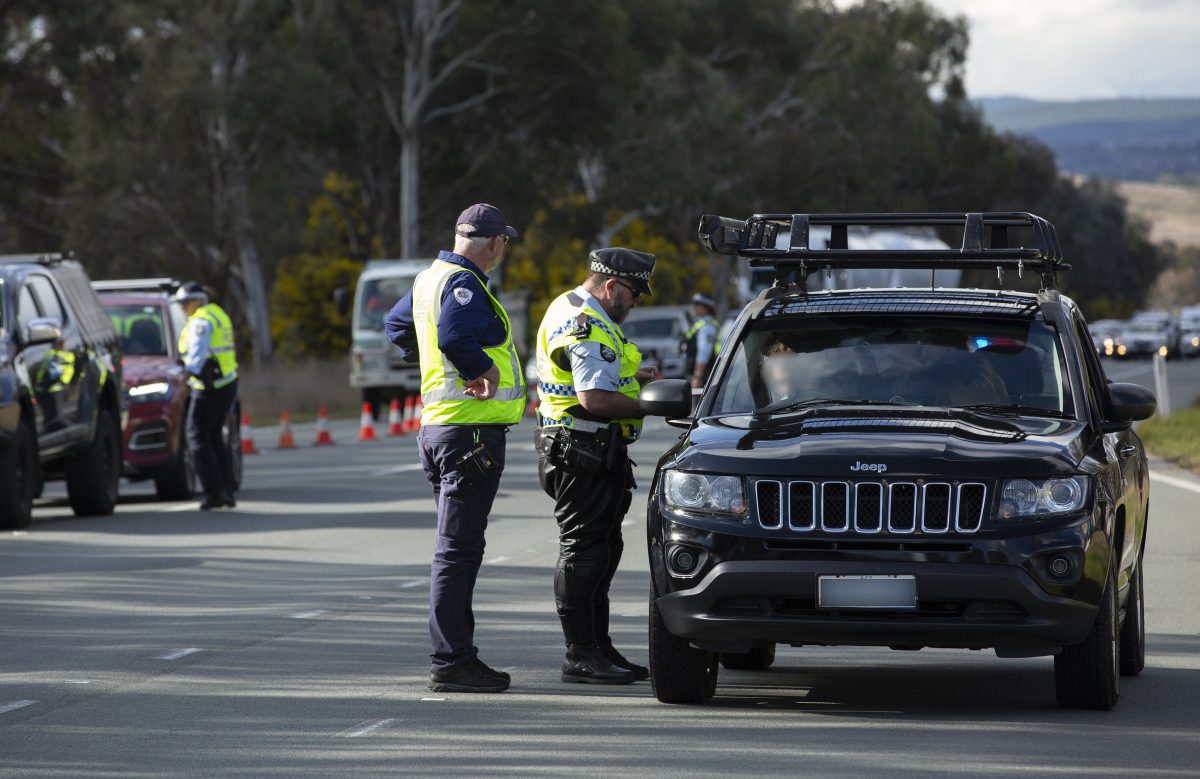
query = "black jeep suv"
(1, 254, 124, 528)
(639, 213, 1155, 710)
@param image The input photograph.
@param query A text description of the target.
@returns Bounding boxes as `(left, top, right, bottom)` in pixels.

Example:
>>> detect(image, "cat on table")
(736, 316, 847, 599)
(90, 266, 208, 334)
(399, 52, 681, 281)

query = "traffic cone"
(314, 406, 335, 446)
(358, 402, 378, 441)
(401, 395, 417, 433)
(240, 413, 260, 455)
(277, 410, 296, 449)
(386, 399, 405, 436)
(412, 395, 424, 431)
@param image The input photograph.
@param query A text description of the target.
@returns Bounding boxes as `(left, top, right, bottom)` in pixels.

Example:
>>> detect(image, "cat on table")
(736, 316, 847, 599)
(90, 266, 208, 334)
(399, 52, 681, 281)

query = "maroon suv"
(93, 279, 242, 500)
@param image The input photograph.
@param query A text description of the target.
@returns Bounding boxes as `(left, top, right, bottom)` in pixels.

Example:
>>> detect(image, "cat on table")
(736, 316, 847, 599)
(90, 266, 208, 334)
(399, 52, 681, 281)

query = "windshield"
(623, 318, 680, 338)
(105, 303, 168, 356)
(357, 277, 412, 330)
(1127, 321, 1166, 334)
(710, 314, 1070, 417)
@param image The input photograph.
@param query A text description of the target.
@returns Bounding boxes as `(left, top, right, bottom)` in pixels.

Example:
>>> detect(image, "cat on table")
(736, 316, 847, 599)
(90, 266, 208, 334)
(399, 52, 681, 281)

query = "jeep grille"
(753, 478, 988, 535)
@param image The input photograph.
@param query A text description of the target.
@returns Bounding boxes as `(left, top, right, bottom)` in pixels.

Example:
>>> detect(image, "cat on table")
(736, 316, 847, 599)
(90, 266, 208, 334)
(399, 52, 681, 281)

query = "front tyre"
(155, 425, 196, 501)
(0, 417, 37, 529)
(66, 411, 120, 516)
(1055, 566, 1120, 710)
(649, 590, 717, 704)
(1119, 561, 1146, 677)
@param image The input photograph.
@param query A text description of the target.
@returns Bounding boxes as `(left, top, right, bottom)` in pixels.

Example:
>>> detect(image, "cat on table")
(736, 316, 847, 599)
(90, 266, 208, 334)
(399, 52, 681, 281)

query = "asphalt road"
(3, 365, 1200, 777)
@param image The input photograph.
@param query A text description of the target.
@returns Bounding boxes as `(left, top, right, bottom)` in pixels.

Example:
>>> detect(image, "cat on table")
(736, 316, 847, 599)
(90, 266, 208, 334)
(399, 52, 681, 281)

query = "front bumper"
(656, 559, 1097, 654)
(122, 402, 177, 475)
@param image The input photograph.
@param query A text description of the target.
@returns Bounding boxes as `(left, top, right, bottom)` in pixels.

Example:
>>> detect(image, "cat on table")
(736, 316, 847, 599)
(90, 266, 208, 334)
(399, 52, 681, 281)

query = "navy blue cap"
(172, 281, 208, 304)
(589, 247, 656, 296)
(454, 203, 518, 239)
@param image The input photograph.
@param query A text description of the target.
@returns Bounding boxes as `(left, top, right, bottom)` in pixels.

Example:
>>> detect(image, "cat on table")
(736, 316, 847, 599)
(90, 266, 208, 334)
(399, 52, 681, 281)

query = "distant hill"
(976, 97, 1200, 182)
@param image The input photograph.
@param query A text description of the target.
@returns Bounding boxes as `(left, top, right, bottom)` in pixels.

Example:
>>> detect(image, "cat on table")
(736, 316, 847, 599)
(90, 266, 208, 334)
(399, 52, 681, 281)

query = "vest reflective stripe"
(412, 260, 525, 424)
(179, 303, 238, 391)
(535, 290, 643, 442)
(38, 349, 76, 392)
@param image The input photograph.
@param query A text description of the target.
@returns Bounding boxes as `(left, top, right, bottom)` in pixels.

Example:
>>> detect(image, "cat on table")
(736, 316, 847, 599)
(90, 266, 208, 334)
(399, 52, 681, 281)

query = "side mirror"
(640, 378, 692, 424)
(25, 317, 63, 346)
(1106, 382, 1156, 427)
(333, 287, 350, 317)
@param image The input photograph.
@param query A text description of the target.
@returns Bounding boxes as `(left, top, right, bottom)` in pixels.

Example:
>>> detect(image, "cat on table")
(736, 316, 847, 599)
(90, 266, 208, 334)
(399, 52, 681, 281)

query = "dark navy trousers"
(417, 424, 507, 671)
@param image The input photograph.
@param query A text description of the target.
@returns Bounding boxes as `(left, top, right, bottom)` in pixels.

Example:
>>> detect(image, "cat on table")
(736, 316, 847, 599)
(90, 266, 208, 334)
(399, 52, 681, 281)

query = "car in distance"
(639, 212, 1154, 710)
(93, 278, 242, 500)
(1, 253, 124, 528)
(621, 305, 691, 379)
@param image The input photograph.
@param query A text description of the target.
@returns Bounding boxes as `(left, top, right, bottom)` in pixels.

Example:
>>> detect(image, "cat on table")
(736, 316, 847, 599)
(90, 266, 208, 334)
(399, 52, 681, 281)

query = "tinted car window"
(27, 275, 66, 326)
(17, 285, 41, 333)
(104, 303, 169, 356)
(710, 314, 1071, 416)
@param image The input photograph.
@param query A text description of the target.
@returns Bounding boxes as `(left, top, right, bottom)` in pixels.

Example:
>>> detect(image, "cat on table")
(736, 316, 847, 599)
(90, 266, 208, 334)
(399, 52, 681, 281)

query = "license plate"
(817, 575, 917, 609)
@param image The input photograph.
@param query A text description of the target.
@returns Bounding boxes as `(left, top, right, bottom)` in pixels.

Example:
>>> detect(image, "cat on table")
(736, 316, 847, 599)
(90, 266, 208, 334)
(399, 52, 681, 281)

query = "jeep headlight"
(127, 381, 172, 402)
(663, 471, 747, 515)
(997, 476, 1089, 518)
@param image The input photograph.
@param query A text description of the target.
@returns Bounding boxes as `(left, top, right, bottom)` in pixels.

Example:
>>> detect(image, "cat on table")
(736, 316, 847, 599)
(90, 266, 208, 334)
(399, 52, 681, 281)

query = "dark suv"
(92, 278, 243, 501)
(639, 213, 1156, 710)
(1, 254, 124, 528)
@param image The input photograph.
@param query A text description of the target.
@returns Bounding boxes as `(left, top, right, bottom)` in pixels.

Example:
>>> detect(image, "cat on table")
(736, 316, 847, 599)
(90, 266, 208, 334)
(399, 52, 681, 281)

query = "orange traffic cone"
(240, 413, 260, 455)
(358, 402, 378, 441)
(314, 406, 335, 446)
(401, 396, 417, 433)
(386, 399, 405, 436)
(412, 395, 424, 431)
(277, 410, 296, 449)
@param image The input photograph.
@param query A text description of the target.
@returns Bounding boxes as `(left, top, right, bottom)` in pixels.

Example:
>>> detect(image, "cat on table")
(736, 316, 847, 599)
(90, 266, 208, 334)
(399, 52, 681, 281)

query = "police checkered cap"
(588, 247, 656, 296)
(691, 293, 717, 309)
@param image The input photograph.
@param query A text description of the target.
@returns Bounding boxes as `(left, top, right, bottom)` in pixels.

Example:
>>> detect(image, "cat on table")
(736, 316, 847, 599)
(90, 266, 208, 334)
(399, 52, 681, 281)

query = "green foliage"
(269, 253, 361, 362)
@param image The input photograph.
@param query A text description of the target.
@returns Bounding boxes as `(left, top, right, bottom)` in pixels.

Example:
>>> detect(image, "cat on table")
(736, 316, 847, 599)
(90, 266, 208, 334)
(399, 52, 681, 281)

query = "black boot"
(561, 644, 637, 685)
(600, 642, 649, 681)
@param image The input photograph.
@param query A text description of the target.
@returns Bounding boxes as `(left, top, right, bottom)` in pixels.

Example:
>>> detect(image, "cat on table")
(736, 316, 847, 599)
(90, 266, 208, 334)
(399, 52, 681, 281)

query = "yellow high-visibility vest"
(179, 303, 238, 390)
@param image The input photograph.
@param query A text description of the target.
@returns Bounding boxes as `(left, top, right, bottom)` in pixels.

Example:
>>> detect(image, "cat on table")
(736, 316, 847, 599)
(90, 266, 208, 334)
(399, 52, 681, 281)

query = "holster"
(535, 426, 621, 473)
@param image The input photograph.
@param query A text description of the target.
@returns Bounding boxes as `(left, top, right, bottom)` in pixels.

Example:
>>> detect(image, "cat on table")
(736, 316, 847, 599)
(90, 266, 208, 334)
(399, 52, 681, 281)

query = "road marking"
(399, 579, 426, 589)
(621, 519, 634, 527)
(1150, 471, 1200, 495)
(290, 610, 327, 619)
(165, 503, 198, 513)
(371, 463, 427, 477)
(0, 700, 36, 715)
(154, 648, 202, 661)
(486, 556, 510, 565)
(356, 596, 373, 601)
(420, 697, 446, 702)
(337, 718, 399, 738)
(64, 680, 91, 685)
(9, 530, 28, 537)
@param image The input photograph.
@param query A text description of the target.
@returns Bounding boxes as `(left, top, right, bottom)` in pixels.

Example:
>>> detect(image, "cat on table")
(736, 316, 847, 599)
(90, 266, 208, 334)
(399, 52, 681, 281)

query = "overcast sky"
(837, 0, 1200, 100)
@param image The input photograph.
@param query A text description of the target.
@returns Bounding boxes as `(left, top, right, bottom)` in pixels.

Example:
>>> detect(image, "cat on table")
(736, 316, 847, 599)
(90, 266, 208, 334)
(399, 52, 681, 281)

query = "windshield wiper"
(956, 403, 1067, 418)
(754, 397, 914, 419)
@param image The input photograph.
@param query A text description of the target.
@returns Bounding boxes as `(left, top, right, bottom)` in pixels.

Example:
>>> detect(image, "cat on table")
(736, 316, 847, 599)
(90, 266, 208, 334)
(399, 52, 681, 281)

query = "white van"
(349, 259, 429, 413)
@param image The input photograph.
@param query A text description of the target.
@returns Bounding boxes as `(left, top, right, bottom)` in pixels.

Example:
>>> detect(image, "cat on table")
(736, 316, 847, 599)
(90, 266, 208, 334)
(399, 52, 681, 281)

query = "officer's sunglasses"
(614, 280, 642, 301)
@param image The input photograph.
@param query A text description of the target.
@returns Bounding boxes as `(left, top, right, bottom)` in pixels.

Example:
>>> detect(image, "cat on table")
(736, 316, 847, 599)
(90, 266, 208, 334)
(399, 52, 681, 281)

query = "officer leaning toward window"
(684, 293, 719, 388)
(384, 203, 526, 694)
(174, 282, 239, 511)
(534, 247, 658, 685)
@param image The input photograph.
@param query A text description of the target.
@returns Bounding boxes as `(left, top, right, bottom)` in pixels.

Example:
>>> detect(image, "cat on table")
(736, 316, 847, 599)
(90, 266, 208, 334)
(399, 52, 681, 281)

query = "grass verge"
(1138, 406, 1200, 471)
(238, 359, 360, 424)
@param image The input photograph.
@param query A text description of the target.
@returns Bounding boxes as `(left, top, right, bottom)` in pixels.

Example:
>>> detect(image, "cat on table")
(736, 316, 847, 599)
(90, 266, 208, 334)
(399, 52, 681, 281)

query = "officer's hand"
(636, 367, 659, 385)
(463, 364, 500, 400)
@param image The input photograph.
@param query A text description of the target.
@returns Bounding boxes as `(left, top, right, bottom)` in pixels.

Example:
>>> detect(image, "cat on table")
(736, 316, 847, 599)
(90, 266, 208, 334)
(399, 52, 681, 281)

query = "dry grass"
(1138, 405, 1200, 473)
(1116, 181, 1200, 248)
(238, 359, 360, 424)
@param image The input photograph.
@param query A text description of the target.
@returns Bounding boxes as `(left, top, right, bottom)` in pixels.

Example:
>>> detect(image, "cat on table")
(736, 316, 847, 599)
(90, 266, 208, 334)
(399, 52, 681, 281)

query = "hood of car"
(671, 409, 1090, 479)
(122, 355, 185, 388)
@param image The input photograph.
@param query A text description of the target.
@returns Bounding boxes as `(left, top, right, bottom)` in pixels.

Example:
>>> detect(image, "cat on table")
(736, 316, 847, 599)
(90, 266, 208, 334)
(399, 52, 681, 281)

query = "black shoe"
(199, 495, 227, 511)
(601, 643, 649, 681)
(220, 494, 237, 508)
(470, 657, 510, 684)
(561, 644, 637, 685)
(429, 660, 510, 693)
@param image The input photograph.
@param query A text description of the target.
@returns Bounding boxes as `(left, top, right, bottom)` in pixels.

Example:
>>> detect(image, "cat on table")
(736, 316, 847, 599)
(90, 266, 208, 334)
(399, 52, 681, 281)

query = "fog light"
(1048, 555, 1072, 578)
(667, 545, 704, 576)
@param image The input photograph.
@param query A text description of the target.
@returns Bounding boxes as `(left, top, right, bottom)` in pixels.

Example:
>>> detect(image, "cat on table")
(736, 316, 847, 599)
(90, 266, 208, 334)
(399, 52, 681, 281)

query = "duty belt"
(537, 412, 636, 441)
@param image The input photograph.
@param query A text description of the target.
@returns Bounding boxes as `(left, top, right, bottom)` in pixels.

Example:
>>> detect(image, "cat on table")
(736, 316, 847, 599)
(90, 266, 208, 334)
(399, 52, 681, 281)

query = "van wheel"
(155, 426, 195, 500)
(721, 642, 776, 671)
(1119, 562, 1145, 677)
(649, 589, 718, 704)
(66, 411, 120, 516)
(1055, 566, 1120, 710)
(0, 417, 37, 529)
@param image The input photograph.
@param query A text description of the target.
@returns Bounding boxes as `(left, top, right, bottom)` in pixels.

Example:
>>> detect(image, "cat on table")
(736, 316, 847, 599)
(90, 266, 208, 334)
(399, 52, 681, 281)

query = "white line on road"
(486, 556, 510, 565)
(1150, 471, 1200, 495)
(399, 579, 427, 589)
(64, 680, 91, 685)
(370, 463, 427, 477)
(290, 610, 327, 619)
(0, 700, 36, 715)
(165, 503, 199, 513)
(154, 648, 202, 661)
(621, 519, 634, 527)
(420, 697, 446, 702)
(337, 718, 399, 738)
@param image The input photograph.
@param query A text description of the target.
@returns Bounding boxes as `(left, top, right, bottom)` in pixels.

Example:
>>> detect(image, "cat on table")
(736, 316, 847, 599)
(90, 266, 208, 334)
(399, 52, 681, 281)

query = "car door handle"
(1120, 445, 1137, 458)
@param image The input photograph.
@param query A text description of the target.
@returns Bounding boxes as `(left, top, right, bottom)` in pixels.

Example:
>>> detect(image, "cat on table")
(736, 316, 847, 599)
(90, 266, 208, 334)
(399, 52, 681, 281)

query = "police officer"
(684, 293, 719, 388)
(174, 283, 239, 511)
(385, 203, 526, 694)
(534, 247, 657, 685)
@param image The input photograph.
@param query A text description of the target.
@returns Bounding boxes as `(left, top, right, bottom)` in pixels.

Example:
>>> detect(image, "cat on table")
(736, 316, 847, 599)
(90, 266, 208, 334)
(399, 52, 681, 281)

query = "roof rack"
(0, 252, 70, 266)
(90, 277, 181, 295)
(697, 212, 1067, 291)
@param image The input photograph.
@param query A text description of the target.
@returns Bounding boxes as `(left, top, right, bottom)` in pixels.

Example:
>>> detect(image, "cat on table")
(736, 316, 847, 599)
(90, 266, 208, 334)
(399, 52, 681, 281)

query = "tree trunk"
(399, 131, 420, 257)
